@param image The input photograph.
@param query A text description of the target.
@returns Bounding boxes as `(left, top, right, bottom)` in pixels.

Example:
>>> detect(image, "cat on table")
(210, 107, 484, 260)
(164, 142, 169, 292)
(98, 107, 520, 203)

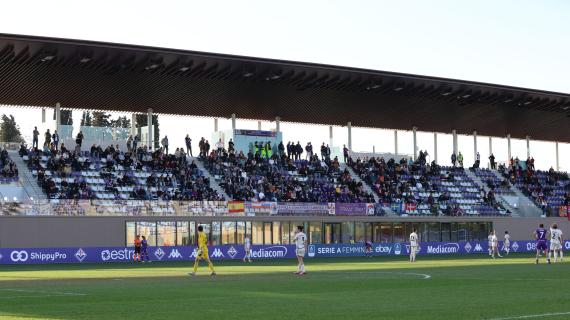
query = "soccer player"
(133, 235, 142, 262)
(503, 231, 511, 255)
(550, 224, 564, 263)
(364, 240, 373, 258)
(141, 236, 150, 263)
(243, 236, 252, 263)
(189, 225, 216, 276)
(487, 231, 493, 256)
(490, 230, 502, 259)
(294, 225, 307, 275)
(534, 223, 550, 264)
(409, 228, 419, 262)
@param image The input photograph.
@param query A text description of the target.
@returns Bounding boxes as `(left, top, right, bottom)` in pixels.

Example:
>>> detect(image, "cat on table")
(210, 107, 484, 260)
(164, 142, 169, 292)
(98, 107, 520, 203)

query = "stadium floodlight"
(243, 71, 254, 78)
(366, 83, 381, 90)
(393, 87, 403, 91)
(41, 54, 55, 62)
(79, 57, 91, 63)
(441, 89, 453, 96)
(179, 66, 190, 72)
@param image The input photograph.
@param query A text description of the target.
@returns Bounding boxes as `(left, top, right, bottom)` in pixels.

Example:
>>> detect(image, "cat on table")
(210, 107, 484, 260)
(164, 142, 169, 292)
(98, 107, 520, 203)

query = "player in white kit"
(502, 231, 511, 255)
(549, 224, 564, 263)
(243, 236, 252, 263)
(490, 230, 502, 259)
(409, 228, 419, 262)
(488, 232, 494, 256)
(294, 225, 307, 275)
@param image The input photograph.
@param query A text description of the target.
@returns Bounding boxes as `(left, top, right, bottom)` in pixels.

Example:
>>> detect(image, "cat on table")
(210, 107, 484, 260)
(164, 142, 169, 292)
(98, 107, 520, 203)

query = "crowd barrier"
(1, 241, 568, 265)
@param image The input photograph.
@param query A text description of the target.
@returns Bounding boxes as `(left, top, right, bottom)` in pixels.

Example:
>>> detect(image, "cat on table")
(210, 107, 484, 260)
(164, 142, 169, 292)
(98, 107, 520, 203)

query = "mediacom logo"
(426, 243, 459, 254)
(251, 246, 288, 259)
(101, 249, 134, 262)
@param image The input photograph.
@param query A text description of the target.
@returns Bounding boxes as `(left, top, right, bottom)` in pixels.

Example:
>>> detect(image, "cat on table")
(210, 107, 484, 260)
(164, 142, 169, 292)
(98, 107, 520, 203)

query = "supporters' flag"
(228, 201, 245, 213)
(405, 203, 417, 213)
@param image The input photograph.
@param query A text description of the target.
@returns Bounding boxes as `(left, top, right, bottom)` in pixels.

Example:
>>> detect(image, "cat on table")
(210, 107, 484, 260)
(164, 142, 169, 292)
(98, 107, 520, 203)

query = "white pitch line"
(487, 311, 570, 320)
(0, 288, 86, 296)
(336, 271, 432, 279)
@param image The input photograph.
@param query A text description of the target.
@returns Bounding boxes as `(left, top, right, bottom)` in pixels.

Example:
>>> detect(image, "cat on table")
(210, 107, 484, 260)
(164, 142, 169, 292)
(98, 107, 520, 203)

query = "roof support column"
(412, 126, 417, 161)
(526, 135, 531, 158)
(275, 117, 280, 133)
(214, 118, 219, 132)
(554, 141, 560, 171)
(347, 121, 352, 152)
(507, 134, 512, 161)
(452, 129, 458, 155)
(433, 132, 438, 164)
(231, 113, 236, 131)
(131, 113, 137, 136)
(257, 121, 262, 131)
(54, 102, 61, 134)
(147, 108, 153, 150)
(329, 125, 333, 147)
(488, 136, 493, 157)
(394, 130, 398, 155)
(473, 130, 477, 161)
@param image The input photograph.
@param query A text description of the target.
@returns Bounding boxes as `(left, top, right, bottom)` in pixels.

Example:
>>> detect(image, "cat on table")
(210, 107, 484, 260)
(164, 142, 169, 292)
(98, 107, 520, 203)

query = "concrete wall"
(0, 216, 567, 248)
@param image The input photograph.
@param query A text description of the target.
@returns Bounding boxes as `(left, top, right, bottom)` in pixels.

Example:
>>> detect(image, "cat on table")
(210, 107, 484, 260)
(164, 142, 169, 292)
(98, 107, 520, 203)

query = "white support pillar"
(526, 135, 530, 158)
(554, 141, 560, 171)
(54, 103, 61, 133)
(488, 136, 493, 156)
(412, 126, 417, 161)
(214, 118, 219, 132)
(231, 113, 236, 131)
(257, 120, 262, 131)
(329, 125, 333, 147)
(473, 130, 478, 160)
(147, 108, 153, 150)
(507, 134, 512, 161)
(131, 113, 137, 136)
(373, 145, 376, 155)
(394, 130, 398, 155)
(275, 117, 280, 133)
(347, 121, 352, 151)
(433, 132, 438, 163)
(452, 129, 458, 155)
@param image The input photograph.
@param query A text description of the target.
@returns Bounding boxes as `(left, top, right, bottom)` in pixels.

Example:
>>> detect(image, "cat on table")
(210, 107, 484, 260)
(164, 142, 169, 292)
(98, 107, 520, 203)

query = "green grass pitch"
(0, 254, 568, 320)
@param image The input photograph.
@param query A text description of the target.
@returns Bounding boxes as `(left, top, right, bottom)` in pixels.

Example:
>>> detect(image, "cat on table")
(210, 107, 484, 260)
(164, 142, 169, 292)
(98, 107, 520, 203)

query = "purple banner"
(0, 245, 296, 265)
(334, 203, 374, 215)
(277, 203, 334, 215)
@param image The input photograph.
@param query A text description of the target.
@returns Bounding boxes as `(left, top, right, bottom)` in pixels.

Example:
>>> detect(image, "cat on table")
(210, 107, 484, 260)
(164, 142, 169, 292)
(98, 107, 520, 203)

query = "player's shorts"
(197, 248, 209, 259)
(536, 240, 548, 251)
(488, 242, 493, 248)
(491, 243, 498, 249)
(296, 248, 306, 257)
(134, 247, 141, 254)
(504, 241, 510, 247)
(550, 241, 562, 250)
(244, 247, 251, 254)
(410, 245, 418, 253)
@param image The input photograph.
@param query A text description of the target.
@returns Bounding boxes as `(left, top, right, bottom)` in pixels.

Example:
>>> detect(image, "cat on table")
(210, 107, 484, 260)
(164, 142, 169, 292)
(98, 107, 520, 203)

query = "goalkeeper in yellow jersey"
(189, 225, 216, 276)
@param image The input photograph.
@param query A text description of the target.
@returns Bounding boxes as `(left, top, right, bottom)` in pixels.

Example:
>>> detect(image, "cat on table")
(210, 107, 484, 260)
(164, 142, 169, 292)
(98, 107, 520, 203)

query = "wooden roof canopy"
(0, 33, 569, 141)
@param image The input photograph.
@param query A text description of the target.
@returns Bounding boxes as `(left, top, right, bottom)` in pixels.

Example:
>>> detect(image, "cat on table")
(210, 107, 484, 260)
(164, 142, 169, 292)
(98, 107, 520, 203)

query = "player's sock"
(193, 259, 199, 273)
(560, 251, 563, 261)
(553, 251, 558, 262)
(548, 250, 552, 261)
(208, 261, 215, 273)
(300, 263, 305, 273)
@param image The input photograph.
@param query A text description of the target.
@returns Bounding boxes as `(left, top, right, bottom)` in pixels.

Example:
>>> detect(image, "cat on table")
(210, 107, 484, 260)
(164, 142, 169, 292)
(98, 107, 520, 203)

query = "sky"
(0, 0, 568, 169)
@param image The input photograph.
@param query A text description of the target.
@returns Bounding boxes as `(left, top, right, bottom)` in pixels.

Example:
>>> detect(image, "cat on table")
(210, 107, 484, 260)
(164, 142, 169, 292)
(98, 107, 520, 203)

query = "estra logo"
(101, 249, 134, 262)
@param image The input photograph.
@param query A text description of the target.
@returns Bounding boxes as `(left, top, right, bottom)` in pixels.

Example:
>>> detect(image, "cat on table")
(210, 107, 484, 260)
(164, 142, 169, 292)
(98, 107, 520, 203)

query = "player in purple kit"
(534, 224, 550, 264)
(141, 235, 151, 263)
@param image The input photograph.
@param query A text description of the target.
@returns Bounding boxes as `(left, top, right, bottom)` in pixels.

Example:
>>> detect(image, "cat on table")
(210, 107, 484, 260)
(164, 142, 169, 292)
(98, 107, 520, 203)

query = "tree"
(80, 111, 92, 126)
(92, 112, 111, 127)
(135, 114, 160, 148)
(0, 114, 25, 143)
(110, 116, 131, 128)
(61, 110, 73, 125)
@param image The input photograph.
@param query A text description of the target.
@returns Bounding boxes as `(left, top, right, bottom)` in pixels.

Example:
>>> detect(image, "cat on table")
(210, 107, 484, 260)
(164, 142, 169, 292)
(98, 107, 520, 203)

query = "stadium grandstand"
(0, 33, 568, 250)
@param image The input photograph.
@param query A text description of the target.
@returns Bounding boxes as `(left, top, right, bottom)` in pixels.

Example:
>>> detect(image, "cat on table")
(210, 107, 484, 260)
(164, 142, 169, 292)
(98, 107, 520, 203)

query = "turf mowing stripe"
(487, 311, 570, 320)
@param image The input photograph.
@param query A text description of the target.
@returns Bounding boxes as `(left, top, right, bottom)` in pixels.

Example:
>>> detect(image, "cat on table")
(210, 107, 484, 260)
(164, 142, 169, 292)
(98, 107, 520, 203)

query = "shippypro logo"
(426, 243, 459, 254)
(154, 248, 165, 260)
(226, 247, 238, 259)
(464, 242, 472, 253)
(251, 246, 288, 259)
(10, 251, 28, 262)
(394, 243, 402, 255)
(512, 242, 519, 252)
(565, 241, 570, 250)
(307, 245, 316, 257)
(75, 248, 87, 262)
(168, 249, 183, 259)
(474, 244, 483, 252)
(211, 248, 225, 258)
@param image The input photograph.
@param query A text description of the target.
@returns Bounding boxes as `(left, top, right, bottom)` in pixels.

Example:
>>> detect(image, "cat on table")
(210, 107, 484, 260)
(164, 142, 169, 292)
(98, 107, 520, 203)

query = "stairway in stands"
(488, 169, 543, 217)
(464, 169, 518, 216)
(190, 156, 231, 200)
(8, 150, 47, 201)
(341, 163, 397, 215)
